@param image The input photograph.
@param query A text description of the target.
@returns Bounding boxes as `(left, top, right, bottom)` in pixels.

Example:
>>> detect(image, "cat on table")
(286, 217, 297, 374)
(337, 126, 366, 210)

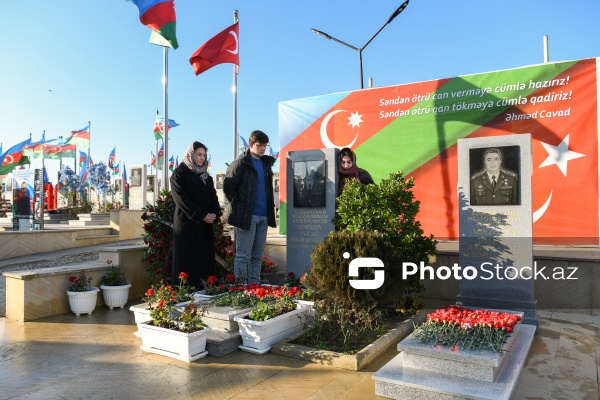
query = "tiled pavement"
(0, 304, 598, 399)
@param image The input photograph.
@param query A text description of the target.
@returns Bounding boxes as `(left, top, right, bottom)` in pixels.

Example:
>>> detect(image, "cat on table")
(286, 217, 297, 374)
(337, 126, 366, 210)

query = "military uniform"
(470, 170, 518, 205)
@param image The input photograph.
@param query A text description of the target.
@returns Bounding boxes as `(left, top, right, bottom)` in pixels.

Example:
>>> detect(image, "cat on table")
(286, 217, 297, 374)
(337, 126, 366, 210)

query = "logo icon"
(345, 252, 385, 290)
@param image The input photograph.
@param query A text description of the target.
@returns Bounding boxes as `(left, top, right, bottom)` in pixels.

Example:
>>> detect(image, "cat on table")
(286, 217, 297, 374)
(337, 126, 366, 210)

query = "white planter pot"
(294, 299, 317, 320)
(66, 287, 100, 316)
(129, 303, 152, 324)
(100, 283, 131, 309)
(234, 304, 310, 354)
(137, 321, 210, 362)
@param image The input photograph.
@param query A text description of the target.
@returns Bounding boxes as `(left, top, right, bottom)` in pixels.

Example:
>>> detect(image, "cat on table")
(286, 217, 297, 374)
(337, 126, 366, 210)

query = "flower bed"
(411, 305, 522, 354)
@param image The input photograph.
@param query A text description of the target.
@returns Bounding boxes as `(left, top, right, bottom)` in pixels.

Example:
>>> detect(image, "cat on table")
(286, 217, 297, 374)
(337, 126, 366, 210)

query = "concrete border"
(271, 311, 426, 371)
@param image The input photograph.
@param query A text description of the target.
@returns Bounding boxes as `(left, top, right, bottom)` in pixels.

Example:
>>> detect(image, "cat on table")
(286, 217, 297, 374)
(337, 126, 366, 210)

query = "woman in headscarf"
(170, 141, 221, 289)
(338, 147, 374, 194)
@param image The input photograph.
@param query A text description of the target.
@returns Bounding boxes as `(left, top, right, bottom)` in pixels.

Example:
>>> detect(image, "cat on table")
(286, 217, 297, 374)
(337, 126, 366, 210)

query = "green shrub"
(334, 171, 437, 305)
(309, 230, 425, 311)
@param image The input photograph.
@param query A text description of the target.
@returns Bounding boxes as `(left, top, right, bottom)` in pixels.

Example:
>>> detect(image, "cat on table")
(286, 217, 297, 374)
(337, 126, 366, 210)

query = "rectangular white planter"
(137, 321, 210, 362)
(234, 304, 310, 354)
(294, 299, 317, 320)
(129, 303, 152, 324)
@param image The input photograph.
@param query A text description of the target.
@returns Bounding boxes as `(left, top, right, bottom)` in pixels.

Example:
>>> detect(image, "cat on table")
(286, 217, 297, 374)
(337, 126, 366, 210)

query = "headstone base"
(373, 324, 535, 400)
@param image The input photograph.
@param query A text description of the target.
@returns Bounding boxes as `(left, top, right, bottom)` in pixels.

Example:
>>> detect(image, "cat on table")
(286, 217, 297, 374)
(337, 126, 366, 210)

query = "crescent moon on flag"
(320, 110, 359, 149)
(533, 191, 552, 222)
(3, 154, 14, 165)
(226, 31, 239, 55)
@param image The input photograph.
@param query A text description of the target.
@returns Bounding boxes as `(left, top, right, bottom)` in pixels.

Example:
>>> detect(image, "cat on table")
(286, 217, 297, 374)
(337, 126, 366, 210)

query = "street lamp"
(311, 0, 409, 89)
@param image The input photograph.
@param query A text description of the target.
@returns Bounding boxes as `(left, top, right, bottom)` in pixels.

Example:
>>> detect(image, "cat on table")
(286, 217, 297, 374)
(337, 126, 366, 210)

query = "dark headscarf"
(339, 147, 360, 181)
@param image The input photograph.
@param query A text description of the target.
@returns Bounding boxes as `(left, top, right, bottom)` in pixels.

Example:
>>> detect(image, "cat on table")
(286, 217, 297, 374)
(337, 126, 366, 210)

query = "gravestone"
(128, 165, 147, 210)
(457, 134, 538, 327)
(286, 148, 339, 276)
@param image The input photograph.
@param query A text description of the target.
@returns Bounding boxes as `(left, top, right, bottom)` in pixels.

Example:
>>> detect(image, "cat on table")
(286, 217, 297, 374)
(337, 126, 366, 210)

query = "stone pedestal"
(456, 135, 538, 328)
(285, 148, 339, 276)
(373, 318, 535, 399)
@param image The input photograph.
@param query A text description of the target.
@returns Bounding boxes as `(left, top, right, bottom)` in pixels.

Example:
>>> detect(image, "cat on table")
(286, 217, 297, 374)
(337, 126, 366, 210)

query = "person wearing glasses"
(224, 130, 277, 284)
(170, 141, 220, 289)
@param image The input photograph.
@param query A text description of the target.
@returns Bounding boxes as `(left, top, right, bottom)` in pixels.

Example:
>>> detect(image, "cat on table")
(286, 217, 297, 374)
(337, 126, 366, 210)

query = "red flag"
(189, 22, 239, 76)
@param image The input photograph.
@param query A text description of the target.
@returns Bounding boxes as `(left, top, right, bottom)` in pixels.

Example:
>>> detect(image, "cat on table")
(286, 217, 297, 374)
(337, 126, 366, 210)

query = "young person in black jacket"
(223, 130, 277, 284)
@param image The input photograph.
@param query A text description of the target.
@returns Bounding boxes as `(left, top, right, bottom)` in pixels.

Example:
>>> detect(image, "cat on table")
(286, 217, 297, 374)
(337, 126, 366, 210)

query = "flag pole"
(155, 109, 159, 205)
(163, 46, 170, 192)
(233, 10, 239, 160)
(88, 121, 91, 166)
(28, 133, 32, 169)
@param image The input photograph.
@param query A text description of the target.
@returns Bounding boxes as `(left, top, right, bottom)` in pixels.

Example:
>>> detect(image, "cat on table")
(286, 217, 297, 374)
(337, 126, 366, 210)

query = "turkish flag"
(190, 22, 239, 76)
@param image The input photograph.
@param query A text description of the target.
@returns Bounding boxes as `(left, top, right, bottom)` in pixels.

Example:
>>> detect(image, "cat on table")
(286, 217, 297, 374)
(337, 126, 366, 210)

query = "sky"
(1, 0, 599, 185)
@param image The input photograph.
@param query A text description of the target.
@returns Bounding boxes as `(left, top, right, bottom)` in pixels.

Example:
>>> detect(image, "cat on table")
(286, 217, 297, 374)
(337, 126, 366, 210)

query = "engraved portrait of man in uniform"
(469, 146, 520, 206)
(293, 160, 326, 208)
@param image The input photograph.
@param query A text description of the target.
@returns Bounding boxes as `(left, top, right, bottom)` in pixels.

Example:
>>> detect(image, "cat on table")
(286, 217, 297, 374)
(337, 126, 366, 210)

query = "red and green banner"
(278, 58, 599, 244)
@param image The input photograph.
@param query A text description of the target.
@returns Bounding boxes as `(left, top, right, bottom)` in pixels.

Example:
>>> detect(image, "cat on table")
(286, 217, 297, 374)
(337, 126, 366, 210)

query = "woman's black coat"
(170, 163, 220, 289)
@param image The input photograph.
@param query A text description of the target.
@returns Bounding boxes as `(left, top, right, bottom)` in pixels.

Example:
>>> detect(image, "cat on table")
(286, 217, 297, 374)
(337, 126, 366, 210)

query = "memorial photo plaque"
(469, 145, 520, 206)
(292, 160, 326, 208)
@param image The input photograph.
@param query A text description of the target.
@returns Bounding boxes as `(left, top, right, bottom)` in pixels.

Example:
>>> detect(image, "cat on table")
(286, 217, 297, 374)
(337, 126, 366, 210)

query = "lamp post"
(311, 0, 409, 89)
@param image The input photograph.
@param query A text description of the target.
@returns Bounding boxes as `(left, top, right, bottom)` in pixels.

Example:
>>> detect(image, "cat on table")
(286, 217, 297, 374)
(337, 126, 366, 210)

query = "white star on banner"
(348, 111, 363, 128)
(538, 134, 585, 177)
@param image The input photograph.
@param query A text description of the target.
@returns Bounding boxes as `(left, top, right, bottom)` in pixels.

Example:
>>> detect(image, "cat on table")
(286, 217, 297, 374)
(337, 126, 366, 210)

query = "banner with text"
(278, 58, 599, 244)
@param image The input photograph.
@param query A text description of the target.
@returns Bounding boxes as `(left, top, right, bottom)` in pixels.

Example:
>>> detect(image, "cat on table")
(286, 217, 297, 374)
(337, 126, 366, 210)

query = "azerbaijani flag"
(239, 135, 250, 152)
(0, 138, 31, 175)
(157, 142, 165, 169)
(269, 145, 280, 159)
(153, 115, 179, 140)
(79, 151, 90, 183)
(168, 155, 174, 171)
(113, 162, 120, 176)
(66, 125, 90, 148)
(45, 144, 76, 159)
(130, 0, 178, 49)
(108, 147, 116, 170)
(79, 151, 87, 168)
(150, 151, 156, 166)
(23, 138, 60, 159)
(123, 162, 130, 207)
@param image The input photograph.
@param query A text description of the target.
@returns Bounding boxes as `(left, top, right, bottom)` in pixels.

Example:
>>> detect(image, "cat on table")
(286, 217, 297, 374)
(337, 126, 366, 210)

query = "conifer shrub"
(315, 171, 437, 312)
(336, 171, 436, 304)
(297, 171, 437, 352)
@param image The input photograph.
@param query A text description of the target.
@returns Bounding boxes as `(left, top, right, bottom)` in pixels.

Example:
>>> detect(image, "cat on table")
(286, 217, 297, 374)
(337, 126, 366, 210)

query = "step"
(69, 220, 111, 226)
(45, 214, 70, 221)
(77, 213, 111, 221)
(372, 324, 536, 400)
(205, 330, 242, 358)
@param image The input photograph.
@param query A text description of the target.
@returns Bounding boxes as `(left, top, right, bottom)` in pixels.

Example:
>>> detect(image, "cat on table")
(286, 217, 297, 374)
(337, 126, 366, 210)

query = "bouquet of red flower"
(201, 274, 237, 295)
(143, 271, 207, 332)
(411, 305, 521, 354)
(284, 271, 302, 287)
(260, 255, 278, 276)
